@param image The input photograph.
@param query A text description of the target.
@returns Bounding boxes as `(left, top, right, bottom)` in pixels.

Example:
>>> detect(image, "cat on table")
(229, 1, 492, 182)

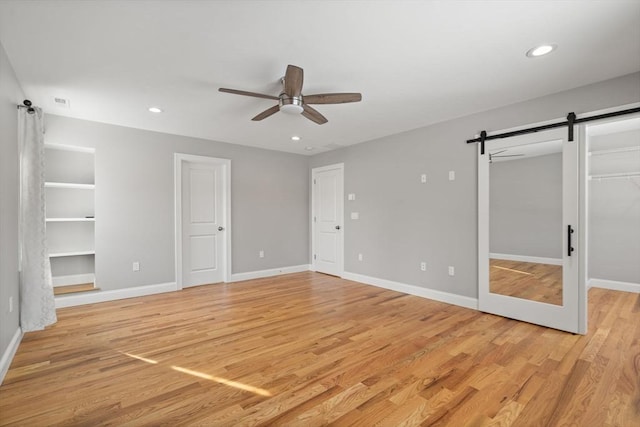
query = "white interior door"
(312, 164, 344, 276)
(478, 127, 586, 333)
(182, 161, 225, 287)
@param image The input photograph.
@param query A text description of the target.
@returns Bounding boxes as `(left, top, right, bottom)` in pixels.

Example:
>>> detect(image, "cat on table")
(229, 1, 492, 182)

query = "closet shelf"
(46, 218, 95, 222)
(45, 182, 95, 190)
(49, 251, 95, 258)
(589, 146, 640, 156)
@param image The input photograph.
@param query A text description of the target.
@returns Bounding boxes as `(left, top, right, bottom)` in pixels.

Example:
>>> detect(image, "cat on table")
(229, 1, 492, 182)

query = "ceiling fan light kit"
(279, 96, 304, 114)
(219, 64, 362, 125)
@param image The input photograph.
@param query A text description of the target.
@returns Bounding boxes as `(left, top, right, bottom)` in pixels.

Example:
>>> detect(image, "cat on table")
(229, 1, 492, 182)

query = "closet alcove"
(587, 116, 640, 288)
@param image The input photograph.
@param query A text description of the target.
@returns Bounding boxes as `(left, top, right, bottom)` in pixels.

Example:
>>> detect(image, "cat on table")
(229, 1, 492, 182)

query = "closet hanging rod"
(589, 146, 640, 156)
(589, 172, 640, 180)
(467, 107, 640, 154)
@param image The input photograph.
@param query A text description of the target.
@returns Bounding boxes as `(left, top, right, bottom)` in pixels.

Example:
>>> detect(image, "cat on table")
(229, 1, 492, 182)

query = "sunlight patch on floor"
(119, 351, 271, 396)
(120, 352, 159, 364)
(491, 265, 534, 276)
(171, 366, 272, 396)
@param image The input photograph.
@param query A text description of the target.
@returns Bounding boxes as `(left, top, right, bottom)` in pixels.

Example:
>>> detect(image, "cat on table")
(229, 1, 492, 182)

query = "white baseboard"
(55, 264, 312, 308)
(55, 282, 178, 308)
(0, 327, 23, 385)
(588, 278, 640, 293)
(229, 264, 310, 283)
(342, 272, 478, 310)
(53, 273, 95, 287)
(490, 253, 562, 266)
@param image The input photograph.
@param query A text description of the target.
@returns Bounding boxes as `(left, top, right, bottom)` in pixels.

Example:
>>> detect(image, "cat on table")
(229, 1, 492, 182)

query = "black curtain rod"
(467, 107, 640, 154)
(17, 99, 36, 114)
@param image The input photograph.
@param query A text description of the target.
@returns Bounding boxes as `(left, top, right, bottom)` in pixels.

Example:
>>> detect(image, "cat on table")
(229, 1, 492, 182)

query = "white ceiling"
(1, 0, 639, 155)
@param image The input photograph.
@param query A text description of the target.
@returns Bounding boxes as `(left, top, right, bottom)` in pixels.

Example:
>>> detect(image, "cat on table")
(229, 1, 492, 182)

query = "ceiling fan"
(489, 149, 525, 163)
(218, 65, 362, 125)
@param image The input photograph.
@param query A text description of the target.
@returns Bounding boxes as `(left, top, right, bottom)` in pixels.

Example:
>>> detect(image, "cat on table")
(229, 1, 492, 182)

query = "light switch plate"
(348, 193, 356, 201)
(421, 174, 427, 183)
(449, 170, 455, 181)
(351, 212, 359, 220)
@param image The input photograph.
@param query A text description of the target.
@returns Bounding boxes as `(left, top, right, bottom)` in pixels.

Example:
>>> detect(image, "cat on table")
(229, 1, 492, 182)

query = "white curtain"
(18, 106, 57, 332)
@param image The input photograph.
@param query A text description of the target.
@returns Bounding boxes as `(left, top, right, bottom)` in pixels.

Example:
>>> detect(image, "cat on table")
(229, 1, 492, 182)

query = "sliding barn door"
(478, 127, 585, 333)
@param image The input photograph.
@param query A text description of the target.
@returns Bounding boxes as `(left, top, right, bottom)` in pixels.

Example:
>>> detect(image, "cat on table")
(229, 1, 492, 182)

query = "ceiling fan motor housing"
(279, 95, 304, 114)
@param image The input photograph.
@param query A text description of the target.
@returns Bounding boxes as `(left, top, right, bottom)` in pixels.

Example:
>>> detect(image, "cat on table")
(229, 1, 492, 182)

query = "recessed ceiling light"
(526, 44, 557, 58)
(148, 107, 162, 113)
(291, 136, 301, 141)
(305, 146, 314, 151)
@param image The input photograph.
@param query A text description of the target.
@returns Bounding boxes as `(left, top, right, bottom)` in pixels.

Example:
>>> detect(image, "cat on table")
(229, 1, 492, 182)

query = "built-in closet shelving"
(45, 144, 97, 292)
(588, 145, 640, 181)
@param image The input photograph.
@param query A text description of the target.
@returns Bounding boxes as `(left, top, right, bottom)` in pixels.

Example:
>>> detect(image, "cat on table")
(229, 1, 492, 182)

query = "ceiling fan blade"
(251, 105, 280, 121)
(219, 88, 279, 100)
(304, 93, 362, 104)
(284, 65, 304, 97)
(302, 105, 328, 125)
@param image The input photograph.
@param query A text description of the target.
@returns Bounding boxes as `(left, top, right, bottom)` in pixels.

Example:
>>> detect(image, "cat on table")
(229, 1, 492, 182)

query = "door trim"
(311, 163, 344, 276)
(174, 153, 231, 290)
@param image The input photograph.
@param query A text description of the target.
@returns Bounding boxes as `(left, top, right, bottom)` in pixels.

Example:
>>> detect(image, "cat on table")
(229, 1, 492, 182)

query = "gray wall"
(0, 41, 23, 364)
(490, 153, 562, 259)
(588, 129, 640, 283)
(311, 72, 640, 299)
(44, 115, 310, 291)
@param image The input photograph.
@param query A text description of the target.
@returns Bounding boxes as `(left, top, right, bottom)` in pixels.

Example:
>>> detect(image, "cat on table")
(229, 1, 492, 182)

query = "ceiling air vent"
(53, 97, 70, 108)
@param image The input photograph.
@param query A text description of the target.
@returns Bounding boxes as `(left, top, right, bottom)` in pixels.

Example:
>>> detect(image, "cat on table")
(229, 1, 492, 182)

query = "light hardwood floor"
(53, 283, 99, 296)
(0, 272, 638, 426)
(490, 259, 563, 306)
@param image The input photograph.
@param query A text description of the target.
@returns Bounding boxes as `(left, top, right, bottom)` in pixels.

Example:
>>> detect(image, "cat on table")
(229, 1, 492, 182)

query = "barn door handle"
(567, 225, 574, 256)
(218, 226, 224, 231)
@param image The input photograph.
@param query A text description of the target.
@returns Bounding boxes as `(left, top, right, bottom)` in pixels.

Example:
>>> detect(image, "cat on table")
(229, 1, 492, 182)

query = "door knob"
(218, 226, 224, 231)
(335, 225, 341, 230)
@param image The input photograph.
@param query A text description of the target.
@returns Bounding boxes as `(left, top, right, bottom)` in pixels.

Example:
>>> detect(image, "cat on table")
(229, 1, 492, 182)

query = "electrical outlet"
(9, 296, 13, 313)
(259, 250, 264, 258)
(358, 253, 363, 261)
(420, 262, 427, 271)
(133, 261, 140, 272)
(448, 266, 455, 276)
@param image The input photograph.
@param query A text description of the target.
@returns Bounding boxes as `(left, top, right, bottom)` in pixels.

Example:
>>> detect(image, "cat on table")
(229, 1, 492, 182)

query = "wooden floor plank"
(0, 272, 638, 426)
(53, 283, 98, 295)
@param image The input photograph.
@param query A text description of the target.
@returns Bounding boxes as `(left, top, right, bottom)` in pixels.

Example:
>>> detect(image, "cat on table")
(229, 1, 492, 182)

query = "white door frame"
(311, 163, 344, 276)
(175, 153, 231, 289)
(478, 126, 587, 334)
